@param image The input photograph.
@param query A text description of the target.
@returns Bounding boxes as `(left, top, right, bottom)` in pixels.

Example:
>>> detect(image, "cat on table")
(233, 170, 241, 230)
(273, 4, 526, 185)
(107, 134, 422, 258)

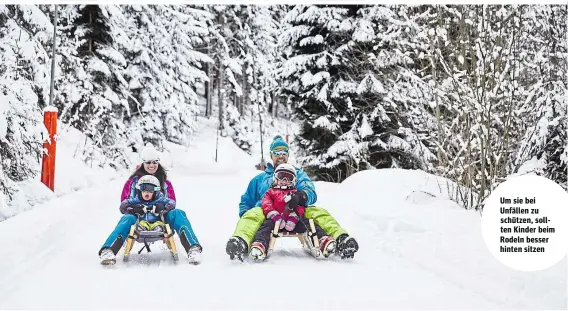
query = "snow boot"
(187, 244, 202, 265)
(226, 236, 248, 262)
(336, 234, 358, 259)
(99, 248, 116, 265)
(249, 242, 266, 261)
(319, 236, 337, 258)
(178, 231, 202, 265)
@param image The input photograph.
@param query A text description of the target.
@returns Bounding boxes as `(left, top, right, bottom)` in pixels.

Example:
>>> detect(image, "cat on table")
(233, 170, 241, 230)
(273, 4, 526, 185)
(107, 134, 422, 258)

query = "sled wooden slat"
(278, 233, 303, 237)
(266, 218, 322, 260)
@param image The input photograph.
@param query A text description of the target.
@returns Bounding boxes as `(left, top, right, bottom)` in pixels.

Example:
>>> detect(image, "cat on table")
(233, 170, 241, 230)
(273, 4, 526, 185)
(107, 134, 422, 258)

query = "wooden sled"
(266, 218, 324, 259)
(123, 210, 179, 263)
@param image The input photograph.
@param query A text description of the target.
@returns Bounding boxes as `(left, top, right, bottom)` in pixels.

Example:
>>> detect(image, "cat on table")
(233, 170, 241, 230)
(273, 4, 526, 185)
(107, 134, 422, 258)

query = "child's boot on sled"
(249, 242, 266, 261)
(319, 236, 337, 258)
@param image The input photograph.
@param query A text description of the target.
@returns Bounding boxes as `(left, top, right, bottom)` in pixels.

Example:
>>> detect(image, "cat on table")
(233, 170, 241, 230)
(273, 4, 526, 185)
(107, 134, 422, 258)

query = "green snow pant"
(232, 206, 349, 249)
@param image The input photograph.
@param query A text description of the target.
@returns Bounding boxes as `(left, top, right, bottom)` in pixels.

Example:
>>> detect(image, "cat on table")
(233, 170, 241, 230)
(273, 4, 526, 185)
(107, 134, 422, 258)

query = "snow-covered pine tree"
(278, 5, 436, 182)
(51, 5, 131, 167)
(358, 5, 437, 172)
(210, 5, 249, 146)
(118, 5, 211, 148)
(278, 5, 355, 181)
(197, 5, 283, 156)
(226, 5, 283, 155)
(0, 5, 52, 208)
(199, 5, 239, 135)
(266, 5, 290, 119)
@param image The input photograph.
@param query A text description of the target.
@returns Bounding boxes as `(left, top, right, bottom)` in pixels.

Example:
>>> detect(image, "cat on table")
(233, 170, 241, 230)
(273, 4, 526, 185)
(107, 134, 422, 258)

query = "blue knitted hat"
(270, 135, 289, 151)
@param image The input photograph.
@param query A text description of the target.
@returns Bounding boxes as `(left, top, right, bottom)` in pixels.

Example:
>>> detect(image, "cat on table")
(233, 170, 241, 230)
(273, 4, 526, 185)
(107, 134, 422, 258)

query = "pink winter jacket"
(120, 176, 176, 202)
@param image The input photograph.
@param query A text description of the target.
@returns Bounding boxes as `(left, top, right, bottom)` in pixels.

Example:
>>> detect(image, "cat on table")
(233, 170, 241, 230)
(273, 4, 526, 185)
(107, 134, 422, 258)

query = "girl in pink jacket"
(249, 164, 336, 261)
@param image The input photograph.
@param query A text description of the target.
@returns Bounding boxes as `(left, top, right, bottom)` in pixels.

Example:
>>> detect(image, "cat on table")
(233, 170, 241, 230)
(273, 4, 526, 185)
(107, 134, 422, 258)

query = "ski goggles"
(139, 183, 160, 192)
(270, 149, 289, 157)
(275, 170, 296, 183)
(143, 160, 159, 165)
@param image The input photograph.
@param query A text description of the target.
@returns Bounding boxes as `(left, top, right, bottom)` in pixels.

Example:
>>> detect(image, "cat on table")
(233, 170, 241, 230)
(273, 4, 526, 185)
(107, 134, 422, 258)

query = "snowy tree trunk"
(429, 22, 444, 168)
(272, 93, 278, 118)
(217, 58, 224, 131)
(48, 5, 58, 107)
(241, 61, 247, 115)
(205, 45, 212, 118)
(88, 9, 93, 53)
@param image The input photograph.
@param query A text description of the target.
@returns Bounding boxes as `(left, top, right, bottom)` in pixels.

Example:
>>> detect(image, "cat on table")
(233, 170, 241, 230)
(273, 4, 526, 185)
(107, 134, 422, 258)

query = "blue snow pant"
(99, 209, 200, 255)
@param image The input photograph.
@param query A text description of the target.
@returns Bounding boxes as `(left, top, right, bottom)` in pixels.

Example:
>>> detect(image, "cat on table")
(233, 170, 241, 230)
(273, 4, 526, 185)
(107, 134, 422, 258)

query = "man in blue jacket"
(226, 135, 359, 261)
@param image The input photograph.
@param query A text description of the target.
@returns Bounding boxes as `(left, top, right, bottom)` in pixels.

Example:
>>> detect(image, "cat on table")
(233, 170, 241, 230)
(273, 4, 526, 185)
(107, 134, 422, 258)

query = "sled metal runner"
(123, 208, 179, 263)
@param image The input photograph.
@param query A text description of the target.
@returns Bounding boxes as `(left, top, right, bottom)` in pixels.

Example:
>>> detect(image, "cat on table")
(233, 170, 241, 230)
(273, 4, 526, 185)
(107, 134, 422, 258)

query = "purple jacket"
(120, 175, 176, 202)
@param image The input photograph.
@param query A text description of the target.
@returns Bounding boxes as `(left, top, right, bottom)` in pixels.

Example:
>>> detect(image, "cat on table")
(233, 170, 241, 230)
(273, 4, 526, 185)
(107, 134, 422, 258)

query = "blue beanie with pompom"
(269, 135, 289, 151)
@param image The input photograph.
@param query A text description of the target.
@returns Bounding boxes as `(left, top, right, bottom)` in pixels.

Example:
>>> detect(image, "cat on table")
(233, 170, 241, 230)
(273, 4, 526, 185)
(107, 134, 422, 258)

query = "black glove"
(126, 204, 146, 216)
(288, 190, 308, 211)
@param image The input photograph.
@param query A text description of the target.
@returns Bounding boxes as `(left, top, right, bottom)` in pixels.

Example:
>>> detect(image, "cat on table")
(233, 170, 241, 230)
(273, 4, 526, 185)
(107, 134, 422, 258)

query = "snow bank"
(0, 125, 124, 221)
(49, 126, 124, 197)
(315, 168, 566, 309)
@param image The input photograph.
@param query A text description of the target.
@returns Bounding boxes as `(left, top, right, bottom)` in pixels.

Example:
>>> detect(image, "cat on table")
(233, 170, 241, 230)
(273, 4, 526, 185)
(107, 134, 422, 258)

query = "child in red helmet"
(249, 163, 336, 260)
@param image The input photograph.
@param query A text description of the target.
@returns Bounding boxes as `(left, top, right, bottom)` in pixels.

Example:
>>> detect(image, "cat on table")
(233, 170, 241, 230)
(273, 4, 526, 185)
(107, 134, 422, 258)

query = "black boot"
(226, 236, 248, 262)
(336, 234, 359, 259)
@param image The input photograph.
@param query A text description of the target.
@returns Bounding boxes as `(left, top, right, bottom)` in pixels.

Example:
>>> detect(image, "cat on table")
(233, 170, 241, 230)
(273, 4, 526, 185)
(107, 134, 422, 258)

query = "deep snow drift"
(0, 118, 564, 310)
(0, 125, 127, 221)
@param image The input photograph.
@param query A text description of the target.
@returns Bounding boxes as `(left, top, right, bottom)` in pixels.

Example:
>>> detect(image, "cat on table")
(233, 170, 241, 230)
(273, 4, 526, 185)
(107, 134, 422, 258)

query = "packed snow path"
(0, 124, 565, 309)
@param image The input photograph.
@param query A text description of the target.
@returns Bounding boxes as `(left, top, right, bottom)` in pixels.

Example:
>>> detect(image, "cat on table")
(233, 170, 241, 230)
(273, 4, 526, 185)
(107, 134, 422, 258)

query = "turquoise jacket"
(238, 163, 317, 217)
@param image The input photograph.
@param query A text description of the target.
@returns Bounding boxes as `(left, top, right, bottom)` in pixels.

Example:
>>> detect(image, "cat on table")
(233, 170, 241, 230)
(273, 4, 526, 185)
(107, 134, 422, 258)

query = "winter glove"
(287, 190, 308, 211)
(285, 212, 299, 231)
(165, 201, 175, 211)
(120, 200, 135, 214)
(126, 204, 146, 217)
(267, 211, 286, 230)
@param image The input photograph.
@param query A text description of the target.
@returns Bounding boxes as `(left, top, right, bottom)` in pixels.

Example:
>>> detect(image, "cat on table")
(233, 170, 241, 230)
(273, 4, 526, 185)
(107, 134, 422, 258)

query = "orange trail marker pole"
(41, 107, 58, 191)
(42, 5, 58, 191)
